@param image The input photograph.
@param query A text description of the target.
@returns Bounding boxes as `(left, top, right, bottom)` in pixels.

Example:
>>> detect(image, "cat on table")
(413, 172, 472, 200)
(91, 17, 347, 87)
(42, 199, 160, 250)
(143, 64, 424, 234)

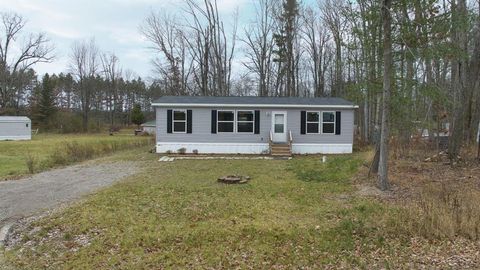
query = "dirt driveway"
(0, 161, 138, 227)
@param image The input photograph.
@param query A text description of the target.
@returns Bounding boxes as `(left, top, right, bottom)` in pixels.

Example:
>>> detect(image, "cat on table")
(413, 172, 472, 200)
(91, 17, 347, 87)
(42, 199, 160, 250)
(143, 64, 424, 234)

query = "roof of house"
(152, 96, 358, 108)
(141, 120, 156, 127)
(0, 116, 31, 122)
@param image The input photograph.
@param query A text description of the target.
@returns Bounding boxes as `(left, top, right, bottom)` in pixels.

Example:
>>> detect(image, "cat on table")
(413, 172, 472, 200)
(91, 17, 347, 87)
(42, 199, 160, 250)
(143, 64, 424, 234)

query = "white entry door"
(271, 111, 287, 143)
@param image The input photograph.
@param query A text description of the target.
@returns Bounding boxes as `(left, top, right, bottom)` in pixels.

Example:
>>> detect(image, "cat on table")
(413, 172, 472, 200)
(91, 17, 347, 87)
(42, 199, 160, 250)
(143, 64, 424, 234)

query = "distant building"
(0, 116, 32, 141)
(141, 120, 156, 134)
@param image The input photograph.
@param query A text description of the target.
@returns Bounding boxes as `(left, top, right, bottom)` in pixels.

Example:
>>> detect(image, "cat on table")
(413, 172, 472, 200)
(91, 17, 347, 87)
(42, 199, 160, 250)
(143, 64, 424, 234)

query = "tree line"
(0, 13, 160, 131)
(1, 1, 479, 164)
(145, 0, 477, 137)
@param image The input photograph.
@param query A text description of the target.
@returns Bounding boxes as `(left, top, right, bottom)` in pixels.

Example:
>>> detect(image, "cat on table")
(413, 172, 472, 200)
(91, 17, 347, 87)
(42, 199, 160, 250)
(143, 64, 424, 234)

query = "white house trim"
(157, 142, 353, 154)
(291, 143, 353, 154)
(157, 142, 270, 154)
(0, 135, 31, 141)
(152, 103, 359, 109)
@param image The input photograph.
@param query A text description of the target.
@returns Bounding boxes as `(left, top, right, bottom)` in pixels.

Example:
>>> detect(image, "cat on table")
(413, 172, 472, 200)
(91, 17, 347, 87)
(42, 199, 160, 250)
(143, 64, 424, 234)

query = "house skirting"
(156, 142, 270, 154)
(0, 135, 31, 141)
(291, 143, 352, 154)
(156, 142, 353, 154)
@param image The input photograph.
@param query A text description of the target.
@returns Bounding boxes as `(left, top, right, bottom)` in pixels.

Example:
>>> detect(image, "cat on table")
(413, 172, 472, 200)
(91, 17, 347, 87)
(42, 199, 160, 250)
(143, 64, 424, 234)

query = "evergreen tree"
(131, 103, 145, 128)
(32, 73, 57, 129)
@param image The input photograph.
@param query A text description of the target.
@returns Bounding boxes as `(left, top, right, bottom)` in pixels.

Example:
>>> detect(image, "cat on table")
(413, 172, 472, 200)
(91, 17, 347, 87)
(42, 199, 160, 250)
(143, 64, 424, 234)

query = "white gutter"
(151, 103, 359, 109)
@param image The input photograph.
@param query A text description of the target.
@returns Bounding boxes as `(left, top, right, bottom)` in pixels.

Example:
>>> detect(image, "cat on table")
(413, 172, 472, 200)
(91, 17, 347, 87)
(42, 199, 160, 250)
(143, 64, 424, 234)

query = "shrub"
(192, 149, 199, 155)
(25, 154, 36, 174)
(177, 148, 187, 155)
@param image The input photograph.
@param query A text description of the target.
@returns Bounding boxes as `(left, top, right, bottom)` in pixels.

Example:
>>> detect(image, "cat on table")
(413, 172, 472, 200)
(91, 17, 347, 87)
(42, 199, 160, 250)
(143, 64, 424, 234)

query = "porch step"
(270, 143, 292, 157)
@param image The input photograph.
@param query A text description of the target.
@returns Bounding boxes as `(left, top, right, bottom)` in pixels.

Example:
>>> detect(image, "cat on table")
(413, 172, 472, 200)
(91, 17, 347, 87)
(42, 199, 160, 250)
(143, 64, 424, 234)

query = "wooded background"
(1, 0, 479, 154)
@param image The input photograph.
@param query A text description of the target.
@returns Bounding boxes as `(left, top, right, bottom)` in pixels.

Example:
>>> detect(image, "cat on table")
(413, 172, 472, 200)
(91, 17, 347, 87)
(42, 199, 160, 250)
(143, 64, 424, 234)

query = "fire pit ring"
(217, 175, 251, 184)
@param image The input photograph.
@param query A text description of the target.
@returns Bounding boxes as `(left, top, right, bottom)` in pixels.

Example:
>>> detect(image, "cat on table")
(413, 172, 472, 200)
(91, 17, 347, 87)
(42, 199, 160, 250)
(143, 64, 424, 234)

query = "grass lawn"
(4, 148, 480, 269)
(0, 133, 153, 179)
(4, 151, 401, 269)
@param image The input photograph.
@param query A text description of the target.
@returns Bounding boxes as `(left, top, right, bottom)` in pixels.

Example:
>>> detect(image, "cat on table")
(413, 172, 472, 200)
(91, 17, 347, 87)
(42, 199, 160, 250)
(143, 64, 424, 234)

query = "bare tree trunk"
(448, 0, 468, 160)
(378, 0, 392, 191)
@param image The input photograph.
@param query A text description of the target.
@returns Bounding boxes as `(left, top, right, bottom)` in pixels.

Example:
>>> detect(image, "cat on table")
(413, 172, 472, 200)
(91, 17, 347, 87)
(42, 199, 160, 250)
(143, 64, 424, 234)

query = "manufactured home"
(0, 116, 32, 141)
(152, 96, 358, 155)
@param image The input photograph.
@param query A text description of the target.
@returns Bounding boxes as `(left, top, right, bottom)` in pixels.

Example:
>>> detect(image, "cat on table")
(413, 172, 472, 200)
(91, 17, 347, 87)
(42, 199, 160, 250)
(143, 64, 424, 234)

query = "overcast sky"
(1, 0, 252, 81)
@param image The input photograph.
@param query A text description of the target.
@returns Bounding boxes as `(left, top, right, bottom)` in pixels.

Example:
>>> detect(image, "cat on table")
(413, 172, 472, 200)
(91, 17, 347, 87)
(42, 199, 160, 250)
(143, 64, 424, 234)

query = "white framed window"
(237, 110, 254, 133)
(322, 111, 335, 134)
(217, 110, 235, 133)
(173, 109, 187, 133)
(306, 111, 320, 134)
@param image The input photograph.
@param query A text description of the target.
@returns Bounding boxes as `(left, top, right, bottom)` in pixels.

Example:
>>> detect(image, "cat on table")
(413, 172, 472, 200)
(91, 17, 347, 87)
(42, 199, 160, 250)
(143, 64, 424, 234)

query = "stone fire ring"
(217, 175, 251, 184)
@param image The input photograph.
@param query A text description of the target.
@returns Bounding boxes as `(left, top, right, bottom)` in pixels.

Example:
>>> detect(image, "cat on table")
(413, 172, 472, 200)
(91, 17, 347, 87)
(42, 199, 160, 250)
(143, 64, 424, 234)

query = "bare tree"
(69, 38, 100, 131)
(448, 0, 468, 160)
(302, 6, 330, 97)
(141, 12, 189, 95)
(242, 0, 277, 96)
(184, 0, 238, 96)
(0, 13, 54, 111)
(101, 52, 122, 125)
(378, 0, 392, 191)
(320, 0, 347, 97)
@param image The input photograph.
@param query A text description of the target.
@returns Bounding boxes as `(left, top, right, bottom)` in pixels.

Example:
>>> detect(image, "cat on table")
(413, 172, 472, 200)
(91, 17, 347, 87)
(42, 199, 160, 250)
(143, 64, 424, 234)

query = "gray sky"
(1, 0, 250, 80)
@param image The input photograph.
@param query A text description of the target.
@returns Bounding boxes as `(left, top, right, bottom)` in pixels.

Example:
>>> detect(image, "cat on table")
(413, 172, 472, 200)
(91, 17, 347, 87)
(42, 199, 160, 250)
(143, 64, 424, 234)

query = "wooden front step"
(270, 143, 292, 156)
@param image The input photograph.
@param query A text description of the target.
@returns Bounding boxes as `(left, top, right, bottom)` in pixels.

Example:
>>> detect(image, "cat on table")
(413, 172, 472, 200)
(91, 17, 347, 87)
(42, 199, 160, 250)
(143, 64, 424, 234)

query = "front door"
(271, 111, 287, 143)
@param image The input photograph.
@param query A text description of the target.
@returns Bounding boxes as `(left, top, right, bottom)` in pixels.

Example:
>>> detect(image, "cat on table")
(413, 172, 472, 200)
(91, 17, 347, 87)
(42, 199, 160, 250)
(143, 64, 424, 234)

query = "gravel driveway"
(0, 162, 138, 226)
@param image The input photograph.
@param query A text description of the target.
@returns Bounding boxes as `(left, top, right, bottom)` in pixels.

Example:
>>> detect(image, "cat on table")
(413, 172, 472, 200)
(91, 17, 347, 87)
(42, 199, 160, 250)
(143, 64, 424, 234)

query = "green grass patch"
(3, 153, 399, 269)
(0, 133, 153, 179)
(288, 155, 363, 182)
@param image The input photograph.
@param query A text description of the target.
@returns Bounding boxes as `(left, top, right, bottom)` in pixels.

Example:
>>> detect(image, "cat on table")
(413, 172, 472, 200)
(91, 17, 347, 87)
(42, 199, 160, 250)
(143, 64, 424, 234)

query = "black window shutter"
(167, 109, 172, 133)
(187, 110, 193, 133)
(254, 110, 260, 134)
(211, 110, 217, 134)
(335, 111, 341, 135)
(300, 111, 306, 134)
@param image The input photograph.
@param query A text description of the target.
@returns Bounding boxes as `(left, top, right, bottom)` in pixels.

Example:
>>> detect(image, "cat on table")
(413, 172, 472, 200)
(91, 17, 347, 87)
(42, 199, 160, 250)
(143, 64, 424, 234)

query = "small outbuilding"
(141, 120, 156, 134)
(0, 116, 32, 141)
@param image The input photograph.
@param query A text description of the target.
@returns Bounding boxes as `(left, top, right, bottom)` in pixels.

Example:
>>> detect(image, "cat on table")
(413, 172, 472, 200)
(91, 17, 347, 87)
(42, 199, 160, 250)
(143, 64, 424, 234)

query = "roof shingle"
(152, 96, 356, 107)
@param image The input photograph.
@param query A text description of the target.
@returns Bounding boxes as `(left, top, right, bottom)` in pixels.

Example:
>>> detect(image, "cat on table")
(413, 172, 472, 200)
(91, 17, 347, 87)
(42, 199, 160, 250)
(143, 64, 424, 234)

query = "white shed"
(141, 120, 156, 134)
(0, 116, 32, 140)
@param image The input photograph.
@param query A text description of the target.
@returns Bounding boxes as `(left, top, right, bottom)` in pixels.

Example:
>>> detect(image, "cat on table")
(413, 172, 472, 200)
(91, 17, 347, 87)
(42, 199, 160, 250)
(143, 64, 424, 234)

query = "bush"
(192, 149, 199, 155)
(177, 148, 187, 155)
(25, 154, 36, 174)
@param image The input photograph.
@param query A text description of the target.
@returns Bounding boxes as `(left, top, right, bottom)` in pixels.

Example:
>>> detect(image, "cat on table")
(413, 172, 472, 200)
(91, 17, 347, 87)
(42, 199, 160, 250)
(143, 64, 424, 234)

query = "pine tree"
(32, 73, 57, 129)
(131, 103, 145, 128)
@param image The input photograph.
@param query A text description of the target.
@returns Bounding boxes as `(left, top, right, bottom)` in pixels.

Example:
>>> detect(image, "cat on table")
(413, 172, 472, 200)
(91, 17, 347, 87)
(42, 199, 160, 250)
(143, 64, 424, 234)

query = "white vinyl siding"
(156, 107, 353, 145)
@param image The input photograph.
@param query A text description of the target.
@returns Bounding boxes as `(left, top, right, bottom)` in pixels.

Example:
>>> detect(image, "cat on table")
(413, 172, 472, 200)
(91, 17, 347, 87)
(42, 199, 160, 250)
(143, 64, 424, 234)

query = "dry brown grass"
(358, 142, 480, 241)
(396, 185, 480, 240)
